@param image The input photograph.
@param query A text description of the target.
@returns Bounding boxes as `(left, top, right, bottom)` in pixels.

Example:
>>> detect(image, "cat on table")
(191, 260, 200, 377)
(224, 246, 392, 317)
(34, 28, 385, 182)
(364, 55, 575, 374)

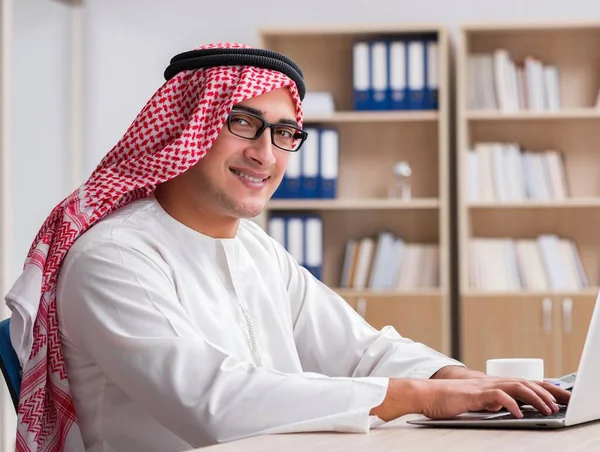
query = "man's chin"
(229, 201, 266, 219)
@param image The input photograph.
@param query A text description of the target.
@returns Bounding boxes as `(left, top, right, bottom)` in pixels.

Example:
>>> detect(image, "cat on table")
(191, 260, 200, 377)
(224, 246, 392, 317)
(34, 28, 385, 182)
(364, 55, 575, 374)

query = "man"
(5, 43, 570, 452)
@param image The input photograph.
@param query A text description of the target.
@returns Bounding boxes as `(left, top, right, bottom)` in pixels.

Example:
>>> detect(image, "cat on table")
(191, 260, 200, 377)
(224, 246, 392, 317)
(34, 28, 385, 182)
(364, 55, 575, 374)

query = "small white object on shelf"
(302, 91, 335, 116)
(389, 161, 412, 200)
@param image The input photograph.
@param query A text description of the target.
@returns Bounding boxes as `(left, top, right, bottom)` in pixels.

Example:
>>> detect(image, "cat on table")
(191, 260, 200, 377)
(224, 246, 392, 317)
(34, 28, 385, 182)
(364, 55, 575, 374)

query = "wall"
(82, 0, 600, 174)
(10, 0, 72, 281)
(1, 0, 72, 450)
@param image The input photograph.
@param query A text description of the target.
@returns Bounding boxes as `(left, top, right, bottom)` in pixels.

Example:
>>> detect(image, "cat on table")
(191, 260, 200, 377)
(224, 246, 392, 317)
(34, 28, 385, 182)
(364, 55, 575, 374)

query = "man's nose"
(246, 129, 276, 166)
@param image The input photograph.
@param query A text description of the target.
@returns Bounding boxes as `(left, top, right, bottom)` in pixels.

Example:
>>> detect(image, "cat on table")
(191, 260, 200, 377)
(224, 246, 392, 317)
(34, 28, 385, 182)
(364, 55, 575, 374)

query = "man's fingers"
(484, 389, 522, 418)
(523, 381, 559, 412)
(486, 378, 570, 414)
(508, 382, 553, 414)
(537, 381, 572, 405)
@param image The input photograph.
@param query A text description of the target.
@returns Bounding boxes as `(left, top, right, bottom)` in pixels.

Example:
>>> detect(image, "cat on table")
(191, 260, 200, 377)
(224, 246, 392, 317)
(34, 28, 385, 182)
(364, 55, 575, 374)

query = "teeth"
(232, 169, 265, 183)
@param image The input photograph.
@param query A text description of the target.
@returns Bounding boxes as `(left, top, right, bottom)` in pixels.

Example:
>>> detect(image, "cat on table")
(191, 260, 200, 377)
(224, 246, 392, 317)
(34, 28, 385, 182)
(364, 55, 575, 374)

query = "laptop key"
(486, 406, 567, 420)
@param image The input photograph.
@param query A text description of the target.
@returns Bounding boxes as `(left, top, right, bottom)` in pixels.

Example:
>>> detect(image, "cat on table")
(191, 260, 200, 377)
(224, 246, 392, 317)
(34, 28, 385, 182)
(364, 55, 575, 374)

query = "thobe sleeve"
(57, 239, 389, 448)
(273, 239, 465, 380)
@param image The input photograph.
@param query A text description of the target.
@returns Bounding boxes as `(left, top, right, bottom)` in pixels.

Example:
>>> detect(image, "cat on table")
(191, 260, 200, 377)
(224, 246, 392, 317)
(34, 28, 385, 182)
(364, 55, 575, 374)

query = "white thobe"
(55, 195, 463, 452)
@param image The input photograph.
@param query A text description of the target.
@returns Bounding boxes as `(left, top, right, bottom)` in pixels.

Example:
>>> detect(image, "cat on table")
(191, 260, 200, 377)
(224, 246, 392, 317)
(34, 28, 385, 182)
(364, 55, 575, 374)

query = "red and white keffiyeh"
(4, 42, 303, 452)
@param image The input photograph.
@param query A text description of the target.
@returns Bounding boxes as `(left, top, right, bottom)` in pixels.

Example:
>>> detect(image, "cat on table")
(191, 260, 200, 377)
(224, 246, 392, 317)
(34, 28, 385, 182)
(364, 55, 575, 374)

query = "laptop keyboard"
(489, 405, 567, 420)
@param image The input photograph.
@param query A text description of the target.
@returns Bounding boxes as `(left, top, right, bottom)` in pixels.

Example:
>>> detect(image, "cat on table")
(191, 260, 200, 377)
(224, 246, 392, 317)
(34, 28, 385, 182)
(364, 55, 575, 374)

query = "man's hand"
(415, 378, 570, 420)
(431, 365, 488, 380)
(369, 377, 571, 422)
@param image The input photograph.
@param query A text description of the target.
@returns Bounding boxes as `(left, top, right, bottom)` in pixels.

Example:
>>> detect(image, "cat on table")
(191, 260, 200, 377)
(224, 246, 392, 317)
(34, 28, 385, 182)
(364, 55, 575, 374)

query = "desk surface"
(197, 415, 600, 452)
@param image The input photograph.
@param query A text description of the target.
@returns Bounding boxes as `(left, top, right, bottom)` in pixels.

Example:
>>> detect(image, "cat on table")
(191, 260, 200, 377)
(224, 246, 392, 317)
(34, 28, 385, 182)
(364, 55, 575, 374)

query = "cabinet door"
(356, 296, 447, 354)
(461, 296, 558, 375)
(558, 295, 596, 376)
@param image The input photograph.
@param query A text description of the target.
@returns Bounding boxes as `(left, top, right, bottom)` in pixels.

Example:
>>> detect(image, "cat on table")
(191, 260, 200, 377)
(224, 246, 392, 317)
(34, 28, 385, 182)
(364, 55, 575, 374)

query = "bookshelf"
(257, 24, 452, 355)
(457, 21, 600, 376)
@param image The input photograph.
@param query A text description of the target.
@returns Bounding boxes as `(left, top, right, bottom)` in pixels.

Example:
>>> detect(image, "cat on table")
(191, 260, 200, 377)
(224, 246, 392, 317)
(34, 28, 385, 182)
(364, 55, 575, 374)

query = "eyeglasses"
(226, 109, 308, 152)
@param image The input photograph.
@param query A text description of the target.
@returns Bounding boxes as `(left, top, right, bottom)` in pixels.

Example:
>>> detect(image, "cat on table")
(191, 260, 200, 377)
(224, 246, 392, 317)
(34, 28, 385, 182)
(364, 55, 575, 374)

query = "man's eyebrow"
(233, 104, 264, 117)
(233, 104, 299, 128)
(278, 118, 300, 128)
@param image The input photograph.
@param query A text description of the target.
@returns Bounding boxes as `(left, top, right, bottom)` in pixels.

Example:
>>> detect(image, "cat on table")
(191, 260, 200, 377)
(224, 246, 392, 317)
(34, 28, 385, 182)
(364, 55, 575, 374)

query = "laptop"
(407, 289, 600, 429)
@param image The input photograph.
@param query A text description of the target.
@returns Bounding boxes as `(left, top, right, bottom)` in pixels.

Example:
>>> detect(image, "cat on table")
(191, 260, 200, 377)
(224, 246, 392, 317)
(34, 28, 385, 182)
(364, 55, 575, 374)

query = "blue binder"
(273, 149, 301, 198)
(353, 40, 371, 110)
(300, 127, 319, 198)
(267, 215, 287, 248)
(370, 40, 390, 110)
(303, 214, 323, 280)
(318, 128, 339, 199)
(389, 39, 408, 110)
(423, 37, 439, 110)
(407, 38, 426, 110)
(286, 215, 304, 267)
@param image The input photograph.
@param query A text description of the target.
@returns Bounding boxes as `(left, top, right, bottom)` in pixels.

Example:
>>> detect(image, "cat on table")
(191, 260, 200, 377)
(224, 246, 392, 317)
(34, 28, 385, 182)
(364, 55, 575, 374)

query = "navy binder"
(353, 40, 371, 110)
(318, 128, 339, 199)
(303, 214, 323, 280)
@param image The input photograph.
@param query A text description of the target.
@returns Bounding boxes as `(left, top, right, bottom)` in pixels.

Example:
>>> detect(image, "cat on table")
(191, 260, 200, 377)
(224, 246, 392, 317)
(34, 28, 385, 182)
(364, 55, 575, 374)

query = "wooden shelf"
(461, 293, 596, 375)
(466, 109, 600, 121)
(457, 21, 600, 374)
(259, 23, 446, 36)
(462, 21, 600, 33)
(305, 111, 438, 124)
(268, 198, 440, 211)
(335, 288, 443, 298)
(468, 198, 600, 209)
(259, 24, 451, 356)
(463, 288, 599, 298)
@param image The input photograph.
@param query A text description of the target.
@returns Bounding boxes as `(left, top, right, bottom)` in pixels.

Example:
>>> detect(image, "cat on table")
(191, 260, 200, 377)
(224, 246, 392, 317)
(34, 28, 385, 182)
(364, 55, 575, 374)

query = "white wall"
(83, 0, 600, 174)
(1, 1, 72, 450)
(0, 0, 12, 448)
(11, 0, 71, 281)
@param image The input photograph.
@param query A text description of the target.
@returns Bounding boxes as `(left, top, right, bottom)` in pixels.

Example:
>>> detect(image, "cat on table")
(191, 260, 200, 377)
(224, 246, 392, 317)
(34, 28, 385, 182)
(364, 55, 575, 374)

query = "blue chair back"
(0, 318, 21, 410)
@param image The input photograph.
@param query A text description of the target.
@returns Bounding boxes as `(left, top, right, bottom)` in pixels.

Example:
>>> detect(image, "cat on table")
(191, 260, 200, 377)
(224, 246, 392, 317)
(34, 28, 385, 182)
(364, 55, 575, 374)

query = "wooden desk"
(197, 415, 600, 452)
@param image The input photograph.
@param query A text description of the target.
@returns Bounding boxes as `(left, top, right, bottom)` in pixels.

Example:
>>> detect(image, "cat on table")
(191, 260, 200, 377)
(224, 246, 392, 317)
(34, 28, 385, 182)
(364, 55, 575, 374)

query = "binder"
(407, 39, 425, 110)
(424, 37, 439, 110)
(304, 215, 323, 280)
(275, 148, 301, 198)
(370, 40, 390, 110)
(319, 128, 339, 199)
(353, 41, 371, 110)
(286, 216, 304, 267)
(271, 179, 283, 199)
(389, 39, 408, 110)
(267, 215, 286, 248)
(300, 127, 319, 198)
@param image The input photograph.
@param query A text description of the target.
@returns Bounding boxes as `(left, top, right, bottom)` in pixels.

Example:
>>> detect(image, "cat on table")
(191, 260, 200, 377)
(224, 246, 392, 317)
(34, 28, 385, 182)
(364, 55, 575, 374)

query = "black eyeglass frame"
(226, 109, 308, 152)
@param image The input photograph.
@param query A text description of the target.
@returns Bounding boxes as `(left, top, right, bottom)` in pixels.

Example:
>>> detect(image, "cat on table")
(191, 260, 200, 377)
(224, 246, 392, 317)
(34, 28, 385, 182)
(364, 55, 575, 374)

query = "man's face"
(184, 87, 298, 219)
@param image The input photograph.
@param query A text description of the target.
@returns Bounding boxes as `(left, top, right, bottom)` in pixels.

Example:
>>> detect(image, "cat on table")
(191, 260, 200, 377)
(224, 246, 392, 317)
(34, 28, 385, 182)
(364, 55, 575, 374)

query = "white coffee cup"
(486, 358, 544, 381)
